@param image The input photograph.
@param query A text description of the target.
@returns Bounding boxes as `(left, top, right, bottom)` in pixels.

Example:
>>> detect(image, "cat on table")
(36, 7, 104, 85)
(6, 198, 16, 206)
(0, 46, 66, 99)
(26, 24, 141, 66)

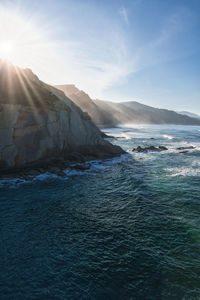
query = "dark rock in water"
(50, 167, 61, 174)
(15, 179, 23, 184)
(105, 134, 116, 139)
(158, 146, 168, 151)
(132, 145, 168, 153)
(132, 146, 146, 153)
(134, 146, 146, 152)
(148, 146, 157, 151)
(57, 171, 66, 177)
(101, 132, 110, 138)
(177, 146, 195, 151)
(28, 170, 41, 176)
(106, 135, 126, 139)
(179, 150, 189, 154)
(72, 164, 90, 171)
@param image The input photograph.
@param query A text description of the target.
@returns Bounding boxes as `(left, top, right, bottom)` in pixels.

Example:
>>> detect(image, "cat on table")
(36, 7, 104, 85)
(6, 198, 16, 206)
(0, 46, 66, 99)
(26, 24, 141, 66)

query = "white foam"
(64, 169, 86, 176)
(0, 172, 66, 188)
(166, 167, 200, 177)
(163, 134, 174, 140)
(33, 172, 62, 181)
(0, 177, 26, 188)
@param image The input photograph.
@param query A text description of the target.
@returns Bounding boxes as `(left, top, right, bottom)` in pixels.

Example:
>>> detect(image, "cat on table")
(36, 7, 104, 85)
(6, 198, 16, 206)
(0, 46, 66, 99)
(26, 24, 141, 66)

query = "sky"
(0, 0, 200, 113)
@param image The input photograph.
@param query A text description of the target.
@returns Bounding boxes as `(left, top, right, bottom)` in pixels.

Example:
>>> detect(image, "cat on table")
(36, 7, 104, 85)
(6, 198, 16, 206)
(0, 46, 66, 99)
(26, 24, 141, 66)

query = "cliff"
(54, 84, 108, 125)
(0, 60, 124, 173)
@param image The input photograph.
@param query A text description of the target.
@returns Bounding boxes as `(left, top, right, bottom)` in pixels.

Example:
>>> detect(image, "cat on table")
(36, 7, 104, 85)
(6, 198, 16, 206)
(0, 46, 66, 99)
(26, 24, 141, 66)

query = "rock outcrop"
(132, 145, 168, 153)
(0, 60, 125, 173)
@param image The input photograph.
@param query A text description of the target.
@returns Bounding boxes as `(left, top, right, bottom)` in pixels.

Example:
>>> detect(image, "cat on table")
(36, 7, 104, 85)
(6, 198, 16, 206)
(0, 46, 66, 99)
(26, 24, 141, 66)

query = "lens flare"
(0, 4, 56, 77)
(0, 41, 15, 60)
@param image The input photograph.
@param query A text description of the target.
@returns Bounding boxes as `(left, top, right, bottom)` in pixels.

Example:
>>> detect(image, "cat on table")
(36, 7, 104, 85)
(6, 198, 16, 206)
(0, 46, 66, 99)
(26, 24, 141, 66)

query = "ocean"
(0, 125, 200, 300)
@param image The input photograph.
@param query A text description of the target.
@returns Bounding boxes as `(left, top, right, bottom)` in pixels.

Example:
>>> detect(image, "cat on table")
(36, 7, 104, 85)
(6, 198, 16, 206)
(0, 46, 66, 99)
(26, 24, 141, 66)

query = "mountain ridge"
(55, 84, 200, 127)
(177, 111, 200, 119)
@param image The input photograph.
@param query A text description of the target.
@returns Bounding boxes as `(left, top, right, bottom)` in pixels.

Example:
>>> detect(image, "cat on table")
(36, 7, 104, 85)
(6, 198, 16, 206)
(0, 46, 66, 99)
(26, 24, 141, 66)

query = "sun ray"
(0, 3, 55, 76)
(14, 65, 37, 108)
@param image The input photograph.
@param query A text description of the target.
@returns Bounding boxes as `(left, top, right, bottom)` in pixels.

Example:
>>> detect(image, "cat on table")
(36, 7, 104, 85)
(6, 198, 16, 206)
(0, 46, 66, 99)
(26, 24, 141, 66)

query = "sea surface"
(0, 125, 200, 300)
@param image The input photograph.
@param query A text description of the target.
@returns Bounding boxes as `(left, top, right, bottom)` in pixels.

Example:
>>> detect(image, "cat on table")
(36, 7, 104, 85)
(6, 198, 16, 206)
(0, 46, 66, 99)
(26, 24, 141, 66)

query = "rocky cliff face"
(0, 61, 124, 171)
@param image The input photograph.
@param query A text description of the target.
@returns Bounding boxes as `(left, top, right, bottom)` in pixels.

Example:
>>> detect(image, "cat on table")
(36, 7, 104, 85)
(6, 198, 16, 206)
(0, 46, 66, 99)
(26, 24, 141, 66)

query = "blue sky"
(0, 0, 200, 113)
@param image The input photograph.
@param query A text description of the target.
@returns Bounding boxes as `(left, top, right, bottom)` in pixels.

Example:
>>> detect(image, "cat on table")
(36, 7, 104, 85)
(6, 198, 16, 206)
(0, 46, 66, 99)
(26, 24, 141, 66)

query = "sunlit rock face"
(0, 60, 118, 169)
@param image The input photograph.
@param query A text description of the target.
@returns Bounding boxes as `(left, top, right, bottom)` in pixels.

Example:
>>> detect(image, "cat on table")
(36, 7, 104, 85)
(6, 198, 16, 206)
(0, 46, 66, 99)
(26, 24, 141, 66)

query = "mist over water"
(1, 125, 200, 300)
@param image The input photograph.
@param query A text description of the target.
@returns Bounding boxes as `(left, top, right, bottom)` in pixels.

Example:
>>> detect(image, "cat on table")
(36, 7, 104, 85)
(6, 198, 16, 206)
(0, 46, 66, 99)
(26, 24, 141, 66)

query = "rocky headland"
(0, 60, 125, 178)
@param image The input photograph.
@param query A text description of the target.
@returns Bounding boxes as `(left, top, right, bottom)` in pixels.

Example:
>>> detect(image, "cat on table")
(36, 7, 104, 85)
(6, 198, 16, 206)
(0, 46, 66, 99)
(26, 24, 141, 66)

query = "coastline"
(0, 143, 126, 180)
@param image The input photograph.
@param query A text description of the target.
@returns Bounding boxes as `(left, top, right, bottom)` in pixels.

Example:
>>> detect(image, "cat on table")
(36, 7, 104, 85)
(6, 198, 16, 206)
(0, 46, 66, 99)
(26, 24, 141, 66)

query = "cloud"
(119, 6, 129, 24)
(37, 9, 138, 98)
(37, 6, 191, 100)
(131, 8, 194, 74)
(48, 38, 138, 98)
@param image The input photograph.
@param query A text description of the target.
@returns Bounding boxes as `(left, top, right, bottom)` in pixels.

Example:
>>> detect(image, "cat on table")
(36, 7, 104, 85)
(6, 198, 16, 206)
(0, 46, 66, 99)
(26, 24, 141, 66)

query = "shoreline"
(0, 144, 126, 180)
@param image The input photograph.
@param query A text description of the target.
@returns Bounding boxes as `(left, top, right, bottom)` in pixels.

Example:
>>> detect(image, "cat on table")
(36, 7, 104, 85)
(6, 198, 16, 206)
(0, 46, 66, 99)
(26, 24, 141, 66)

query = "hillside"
(121, 101, 200, 125)
(55, 85, 116, 126)
(177, 111, 200, 119)
(55, 84, 200, 127)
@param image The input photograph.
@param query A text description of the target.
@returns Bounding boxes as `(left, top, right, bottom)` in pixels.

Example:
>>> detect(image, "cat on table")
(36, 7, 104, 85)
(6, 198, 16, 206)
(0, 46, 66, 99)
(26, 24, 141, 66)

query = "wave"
(0, 154, 130, 188)
(163, 134, 174, 140)
(166, 167, 200, 177)
(0, 177, 26, 188)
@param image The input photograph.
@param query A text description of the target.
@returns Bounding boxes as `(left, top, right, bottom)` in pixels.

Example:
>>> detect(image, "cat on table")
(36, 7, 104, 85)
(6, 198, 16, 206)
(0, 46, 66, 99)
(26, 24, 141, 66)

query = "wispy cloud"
(2, 1, 192, 101)
(119, 6, 129, 24)
(49, 9, 186, 98)
(39, 6, 193, 100)
(49, 38, 138, 98)
(136, 8, 193, 71)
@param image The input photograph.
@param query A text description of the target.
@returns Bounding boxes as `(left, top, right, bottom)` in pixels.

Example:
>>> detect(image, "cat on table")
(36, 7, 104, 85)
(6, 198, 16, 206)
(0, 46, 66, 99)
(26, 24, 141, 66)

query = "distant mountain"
(177, 111, 200, 119)
(120, 101, 200, 125)
(55, 85, 200, 127)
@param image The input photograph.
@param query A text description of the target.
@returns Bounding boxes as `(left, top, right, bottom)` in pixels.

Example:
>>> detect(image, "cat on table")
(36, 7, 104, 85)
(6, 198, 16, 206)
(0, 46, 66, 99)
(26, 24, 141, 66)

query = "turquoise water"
(0, 125, 200, 300)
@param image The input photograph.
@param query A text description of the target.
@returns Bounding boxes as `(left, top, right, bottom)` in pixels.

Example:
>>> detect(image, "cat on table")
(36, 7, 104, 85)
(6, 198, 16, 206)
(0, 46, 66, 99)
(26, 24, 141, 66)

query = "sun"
(0, 4, 55, 72)
(0, 41, 15, 60)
